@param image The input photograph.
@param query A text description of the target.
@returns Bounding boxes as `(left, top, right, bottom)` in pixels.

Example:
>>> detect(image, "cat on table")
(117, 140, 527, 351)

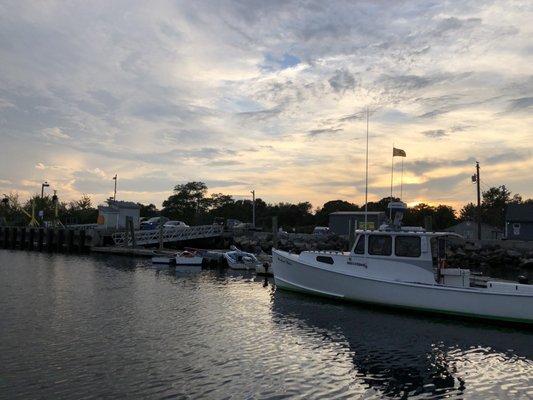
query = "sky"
(0, 0, 532, 211)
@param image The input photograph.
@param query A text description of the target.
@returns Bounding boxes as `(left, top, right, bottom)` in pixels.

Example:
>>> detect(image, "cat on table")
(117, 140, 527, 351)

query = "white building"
(97, 199, 140, 230)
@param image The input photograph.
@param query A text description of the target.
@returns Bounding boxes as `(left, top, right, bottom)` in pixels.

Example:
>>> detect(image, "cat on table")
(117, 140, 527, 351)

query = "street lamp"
(41, 181, 49, 198)
(251, 189, 256, 228)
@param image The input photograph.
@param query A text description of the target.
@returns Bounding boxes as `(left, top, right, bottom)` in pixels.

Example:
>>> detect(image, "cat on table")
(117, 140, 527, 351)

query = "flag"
(393, 147, 406, 157)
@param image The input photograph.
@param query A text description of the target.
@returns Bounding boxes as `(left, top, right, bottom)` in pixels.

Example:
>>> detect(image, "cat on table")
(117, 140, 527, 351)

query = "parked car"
(140, 216, 169, 230)
(164, 220, 189, 229)
(226, 219, 243, 229)
(313, 226, 331, 236)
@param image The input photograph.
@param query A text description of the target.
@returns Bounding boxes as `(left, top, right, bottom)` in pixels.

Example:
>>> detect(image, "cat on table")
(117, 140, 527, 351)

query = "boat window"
(395, 236, 421, 257)
(316, 255, 334, 265)
(354, 235, 365, 254)
(368, 235, 392, 256)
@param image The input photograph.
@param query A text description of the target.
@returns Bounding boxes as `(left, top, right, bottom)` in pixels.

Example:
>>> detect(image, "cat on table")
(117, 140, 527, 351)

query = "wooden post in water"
(37, 228, 44, 251)
(28, 228, 35, 251)
(20, 227, 26, 250)
(67, 229, 74, 252)
(46, 228, 54, 252)
(2, 227, 8, 248)
(272, 216, 278, 249)
(57, 229, 65, 252)
(79, 230, 86, 252)
(10, 227, 17, 249)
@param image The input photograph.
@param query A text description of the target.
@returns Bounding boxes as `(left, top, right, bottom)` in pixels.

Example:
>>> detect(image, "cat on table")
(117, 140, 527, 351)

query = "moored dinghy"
(224, 246, 262, 270)
(175, 250, 203, 267)
(272, 202, 533, 324)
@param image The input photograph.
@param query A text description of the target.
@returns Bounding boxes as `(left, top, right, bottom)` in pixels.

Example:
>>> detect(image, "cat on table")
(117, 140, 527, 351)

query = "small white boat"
(151, 251, 177, 265)
(175, 250, 203, 267)
(272, 202, 533, 324)
(224, 247, 262, 270)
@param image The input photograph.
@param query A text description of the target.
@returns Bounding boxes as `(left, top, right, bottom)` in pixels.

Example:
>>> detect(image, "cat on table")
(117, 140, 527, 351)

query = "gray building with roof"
(505, 204, 533, 241)
(445, 221, 502, 240)
(98, 199, 140, 230)
(329, 211, 386, 235)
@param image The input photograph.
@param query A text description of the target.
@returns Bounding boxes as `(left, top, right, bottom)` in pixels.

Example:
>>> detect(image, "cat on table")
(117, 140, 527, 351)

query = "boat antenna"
(364, 106, 369, 230)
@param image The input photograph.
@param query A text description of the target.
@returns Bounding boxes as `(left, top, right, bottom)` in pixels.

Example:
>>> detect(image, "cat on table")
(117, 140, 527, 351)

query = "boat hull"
(272, 250, 533, 324)
(175, 256, 203, 266)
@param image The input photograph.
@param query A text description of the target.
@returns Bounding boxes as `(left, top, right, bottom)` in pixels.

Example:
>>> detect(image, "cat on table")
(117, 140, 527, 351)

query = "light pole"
(41, 181, 49, 198)
(251, 189, 256, 228)
(113, 174, 117, 202)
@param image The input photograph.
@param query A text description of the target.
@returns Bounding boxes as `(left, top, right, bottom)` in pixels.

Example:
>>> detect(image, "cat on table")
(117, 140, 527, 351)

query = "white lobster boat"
(272, 203, 533, 324)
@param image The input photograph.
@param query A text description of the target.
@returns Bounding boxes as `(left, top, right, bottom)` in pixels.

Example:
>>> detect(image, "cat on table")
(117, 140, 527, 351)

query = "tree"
(314, 200, 359, 226)
(481, 185, 521, 228)
(459, 202, 476, 222)
(138, 203, 159, 218)
(161, 182, 209, 223)
(433, 205, 457, 230)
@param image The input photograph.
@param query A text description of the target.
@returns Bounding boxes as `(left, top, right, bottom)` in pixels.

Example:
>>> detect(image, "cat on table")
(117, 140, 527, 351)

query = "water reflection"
(271, 290, 533, 398)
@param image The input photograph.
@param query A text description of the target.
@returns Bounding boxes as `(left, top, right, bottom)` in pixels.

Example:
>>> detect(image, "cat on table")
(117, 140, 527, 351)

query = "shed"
(445, 221, 502, 240)
(98, 199, 140, 230)
(505, 204, 533, 241)
(329, 211, 386, 235)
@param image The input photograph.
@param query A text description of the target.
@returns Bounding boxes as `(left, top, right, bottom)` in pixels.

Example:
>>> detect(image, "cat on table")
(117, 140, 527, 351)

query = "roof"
(330, 211, 385, 216)
(445, 221, 502, 232)
(506, 204, 533, 222)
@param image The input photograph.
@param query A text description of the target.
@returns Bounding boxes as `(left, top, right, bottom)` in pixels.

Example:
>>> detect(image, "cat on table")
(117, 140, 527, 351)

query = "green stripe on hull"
(276, 282, 533, 326)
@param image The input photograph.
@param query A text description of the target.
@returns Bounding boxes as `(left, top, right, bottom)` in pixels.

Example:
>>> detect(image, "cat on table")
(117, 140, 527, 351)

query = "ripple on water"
(1, 250, 532, 399)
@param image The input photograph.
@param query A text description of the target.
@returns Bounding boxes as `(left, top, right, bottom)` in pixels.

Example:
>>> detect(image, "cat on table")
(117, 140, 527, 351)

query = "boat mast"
(364, 106, 369, 229)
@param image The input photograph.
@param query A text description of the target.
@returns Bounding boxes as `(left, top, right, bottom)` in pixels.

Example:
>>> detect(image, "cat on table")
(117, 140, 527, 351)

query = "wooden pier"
(0, 226, 90, 253)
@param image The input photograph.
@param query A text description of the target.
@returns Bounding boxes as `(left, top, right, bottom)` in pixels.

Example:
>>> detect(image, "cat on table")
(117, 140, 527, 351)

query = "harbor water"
(1, 250, 532, 399)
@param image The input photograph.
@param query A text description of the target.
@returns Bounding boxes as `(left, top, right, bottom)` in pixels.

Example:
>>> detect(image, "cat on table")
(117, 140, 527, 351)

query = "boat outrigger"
(272, 202, 533, 324)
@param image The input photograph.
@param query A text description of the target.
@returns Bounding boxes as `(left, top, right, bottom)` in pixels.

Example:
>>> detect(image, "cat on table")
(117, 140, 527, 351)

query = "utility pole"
(475, 162, 481, 240)
(251, 190, 256, 228)
(113, 174, 117, 202)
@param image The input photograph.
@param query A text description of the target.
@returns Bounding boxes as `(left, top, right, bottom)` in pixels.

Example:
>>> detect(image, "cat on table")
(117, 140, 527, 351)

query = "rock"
(519, 259, 533, 269)
(506, 249, 522, 258)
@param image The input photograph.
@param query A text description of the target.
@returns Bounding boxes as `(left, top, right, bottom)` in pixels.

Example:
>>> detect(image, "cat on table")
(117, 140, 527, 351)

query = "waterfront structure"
(328, 211, 386, 235)
(505, 204, 533, 241)
(97, 199, 140, 230)
(445, 221, 502, 240)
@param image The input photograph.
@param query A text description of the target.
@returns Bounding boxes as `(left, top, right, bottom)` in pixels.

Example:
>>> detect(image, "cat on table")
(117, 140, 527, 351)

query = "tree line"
(1, 181, 531, 231)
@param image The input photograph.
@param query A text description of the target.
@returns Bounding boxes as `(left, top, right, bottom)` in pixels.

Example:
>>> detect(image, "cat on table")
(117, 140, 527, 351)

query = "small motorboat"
(151, 250, 177, 265)
(175, 250, 203, 267)
(224, 246, 262, 270)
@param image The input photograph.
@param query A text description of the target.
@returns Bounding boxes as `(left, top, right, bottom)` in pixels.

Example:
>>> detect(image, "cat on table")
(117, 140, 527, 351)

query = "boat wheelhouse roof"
(354, 229, 463, 239)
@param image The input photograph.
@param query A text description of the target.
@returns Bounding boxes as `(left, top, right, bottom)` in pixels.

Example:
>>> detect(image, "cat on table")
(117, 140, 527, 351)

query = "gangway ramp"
(112, 224, 223, 247)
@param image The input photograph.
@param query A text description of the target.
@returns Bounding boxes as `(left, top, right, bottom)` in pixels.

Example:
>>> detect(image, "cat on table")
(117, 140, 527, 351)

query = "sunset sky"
(0, 1, 532, 211)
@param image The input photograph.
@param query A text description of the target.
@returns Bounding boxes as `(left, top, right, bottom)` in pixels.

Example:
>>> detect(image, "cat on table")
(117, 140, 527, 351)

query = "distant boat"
(151, 250, 177, 265)
(272, 202, 533, 324)
(224, 246, 262, 270)
(175, 250, 203, 267)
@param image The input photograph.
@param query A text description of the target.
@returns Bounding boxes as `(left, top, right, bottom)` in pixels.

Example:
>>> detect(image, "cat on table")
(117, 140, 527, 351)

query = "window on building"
(354, 235, 365, 254)
(395, 236, 421, 258)
(368, 235, 392, 256)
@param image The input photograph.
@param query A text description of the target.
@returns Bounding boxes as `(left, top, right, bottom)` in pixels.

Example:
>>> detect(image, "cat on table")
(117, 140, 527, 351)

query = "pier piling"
(20, 228, 26, 250)
(37, 228, 44, 252)
(28, 228, 35, 251)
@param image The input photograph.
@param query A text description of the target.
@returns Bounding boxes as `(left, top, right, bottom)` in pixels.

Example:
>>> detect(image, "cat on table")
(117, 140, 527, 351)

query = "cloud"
(506, 97, 533, 113)
(0, 1, 531, 210)
(421, 129, 447, 138)
(41, 127, 71, 140)
(328, 69, 356, 93)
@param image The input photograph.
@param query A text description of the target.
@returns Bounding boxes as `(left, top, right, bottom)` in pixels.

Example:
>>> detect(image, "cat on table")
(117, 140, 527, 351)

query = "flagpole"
(364, 106, 369, 230)
(400, 158, 404, 200)
(390, 144, 394, 220)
